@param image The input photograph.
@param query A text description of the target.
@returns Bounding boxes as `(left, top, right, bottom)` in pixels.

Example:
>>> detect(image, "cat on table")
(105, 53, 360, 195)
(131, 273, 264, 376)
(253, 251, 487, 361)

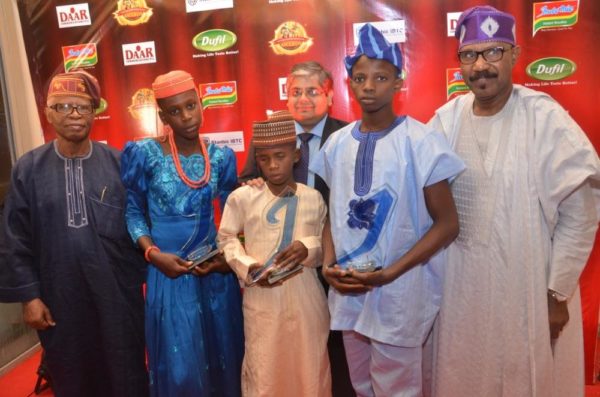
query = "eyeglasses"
(289, 87, 326, 98)
(457, 46, 511, 65)
(48, 103, 94, 115)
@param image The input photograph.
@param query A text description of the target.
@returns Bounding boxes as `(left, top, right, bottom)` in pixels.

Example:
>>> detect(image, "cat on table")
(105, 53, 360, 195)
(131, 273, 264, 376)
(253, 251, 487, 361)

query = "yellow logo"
(269, 21, 313, 55)
(128, 88, 160, 136)
(113, 0, 153, 26)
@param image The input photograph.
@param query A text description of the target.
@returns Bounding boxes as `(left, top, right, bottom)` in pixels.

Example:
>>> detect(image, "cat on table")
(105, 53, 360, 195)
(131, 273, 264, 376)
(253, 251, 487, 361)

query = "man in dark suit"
(239, 61, 346, 204)
(238, 61, 354, 397)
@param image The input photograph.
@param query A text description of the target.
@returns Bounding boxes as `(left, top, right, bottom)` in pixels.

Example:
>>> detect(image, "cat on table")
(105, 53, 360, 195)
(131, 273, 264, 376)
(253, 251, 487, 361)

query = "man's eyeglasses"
(457, 46, 512, 65)
(48, 103, 94, 115)
(289, 87, 326, 98)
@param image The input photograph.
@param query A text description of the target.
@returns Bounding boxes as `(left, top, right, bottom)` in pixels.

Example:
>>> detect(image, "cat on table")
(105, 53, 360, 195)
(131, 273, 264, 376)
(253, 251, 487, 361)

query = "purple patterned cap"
(455, 6, 516, 49)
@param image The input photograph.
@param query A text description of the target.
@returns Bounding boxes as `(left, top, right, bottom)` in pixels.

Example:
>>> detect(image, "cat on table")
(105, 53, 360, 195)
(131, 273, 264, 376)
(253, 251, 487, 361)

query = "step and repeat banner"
(16, 0, 600, 383)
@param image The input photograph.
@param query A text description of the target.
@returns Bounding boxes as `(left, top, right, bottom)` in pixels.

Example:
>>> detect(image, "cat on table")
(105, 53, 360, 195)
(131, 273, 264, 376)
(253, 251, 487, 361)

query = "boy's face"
(255, 144, 300, 187)
(349, 55, 402, 114)
(157, 89, 203, 139)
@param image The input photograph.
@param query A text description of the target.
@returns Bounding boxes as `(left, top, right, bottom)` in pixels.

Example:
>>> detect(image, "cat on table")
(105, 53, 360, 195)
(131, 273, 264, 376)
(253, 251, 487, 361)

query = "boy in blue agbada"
(311, 24, 464, 396)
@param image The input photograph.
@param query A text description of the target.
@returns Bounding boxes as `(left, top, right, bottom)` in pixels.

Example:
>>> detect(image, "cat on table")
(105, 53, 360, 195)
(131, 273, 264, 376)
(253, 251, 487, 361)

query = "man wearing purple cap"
(0, 71, 148, 396)
(428, 6, 600, 397)
(312, 24, 464, 396)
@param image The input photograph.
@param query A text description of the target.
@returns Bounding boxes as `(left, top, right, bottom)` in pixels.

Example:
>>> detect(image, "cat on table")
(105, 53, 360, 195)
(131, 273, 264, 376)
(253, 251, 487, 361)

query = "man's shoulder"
(324, 116, 349, 136)
(512, 84, 557, 109)
(14, 142, 54, 169)
(327, 116, 349, 129)
(434, 92, 472, 116)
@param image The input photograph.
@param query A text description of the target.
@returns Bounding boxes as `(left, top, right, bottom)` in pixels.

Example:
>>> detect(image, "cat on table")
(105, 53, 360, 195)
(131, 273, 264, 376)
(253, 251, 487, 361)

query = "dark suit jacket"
(238, 116, 347, 204)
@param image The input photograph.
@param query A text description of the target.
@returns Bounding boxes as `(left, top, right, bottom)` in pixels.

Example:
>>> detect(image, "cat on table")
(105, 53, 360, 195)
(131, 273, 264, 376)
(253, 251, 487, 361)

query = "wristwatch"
(548, 289, 568, 302)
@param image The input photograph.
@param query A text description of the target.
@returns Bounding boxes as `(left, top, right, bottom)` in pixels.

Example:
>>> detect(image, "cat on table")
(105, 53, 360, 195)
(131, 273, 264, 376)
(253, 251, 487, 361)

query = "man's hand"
(548, 292, 569, 340)
(149, 251, 192, 278)
(241, 177, 265, 188)
(22, 298, 55, 330)
(273, 241, 308, 271)
(192, 253, 231, 276)
(322, 264, 372, 294)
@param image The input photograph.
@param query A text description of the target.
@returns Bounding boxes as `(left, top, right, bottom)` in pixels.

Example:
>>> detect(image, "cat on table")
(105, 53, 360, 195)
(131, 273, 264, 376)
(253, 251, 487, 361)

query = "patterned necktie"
(293, 132, 313, 184)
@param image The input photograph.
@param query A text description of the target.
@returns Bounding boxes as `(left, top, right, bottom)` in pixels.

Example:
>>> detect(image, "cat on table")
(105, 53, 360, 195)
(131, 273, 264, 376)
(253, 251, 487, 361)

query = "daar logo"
(62, 43, 98, 72)
(122, 41, 157, 66)
(532, 0, 578, 36)
(113, 0, 153, 26)
(199, 81, 238, 108)
(193, 30, 237, 52)
(56, 3, 91, 28)
(269, 21, 313, 55)
(447, 12, 462, 37)
(446, 68, 469, 100)
(526, 57, 576, 81)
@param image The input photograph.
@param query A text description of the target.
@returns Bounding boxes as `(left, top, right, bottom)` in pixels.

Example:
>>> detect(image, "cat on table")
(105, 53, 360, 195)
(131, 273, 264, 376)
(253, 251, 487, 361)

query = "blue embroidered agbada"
(0, 141, 149, 397)
(311, 117, 465, 347)
(121, 139, 244, 397)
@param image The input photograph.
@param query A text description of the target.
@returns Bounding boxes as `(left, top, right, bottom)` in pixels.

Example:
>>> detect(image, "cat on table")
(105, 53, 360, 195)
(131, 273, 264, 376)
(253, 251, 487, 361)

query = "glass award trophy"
(247, 186, 302, 286)
(186, 238, 220, 271)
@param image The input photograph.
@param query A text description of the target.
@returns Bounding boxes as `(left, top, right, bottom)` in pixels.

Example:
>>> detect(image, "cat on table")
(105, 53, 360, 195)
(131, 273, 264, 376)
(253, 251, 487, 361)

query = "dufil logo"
(56, 3, 91, 28)
(122, 42, 157, 66)
(526, 57, 576, 81)
(193, 30, 237, 52)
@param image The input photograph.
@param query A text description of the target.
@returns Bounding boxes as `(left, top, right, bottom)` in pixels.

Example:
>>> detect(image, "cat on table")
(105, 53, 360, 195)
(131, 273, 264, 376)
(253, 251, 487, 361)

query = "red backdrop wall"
(16, 0, 600, 383)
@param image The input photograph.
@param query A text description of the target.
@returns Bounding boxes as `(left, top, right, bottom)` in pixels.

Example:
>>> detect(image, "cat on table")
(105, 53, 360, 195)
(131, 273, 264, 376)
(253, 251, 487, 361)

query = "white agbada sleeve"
(531, 96, 600, 297)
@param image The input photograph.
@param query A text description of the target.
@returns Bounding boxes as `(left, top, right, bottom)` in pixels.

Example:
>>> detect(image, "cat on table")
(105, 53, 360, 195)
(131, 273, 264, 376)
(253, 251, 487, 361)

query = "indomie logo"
(192, 30, 237, 52)
(532, 0, 578, 36)
(526, 57, 576, 81)
(62, 43, 98, 72)
(199, 81, 238, 108)
(56, 3, 91, 28)
(269, 21, 313, 56)
(122, 41, 157, 66)
(446, 68, 469, 100)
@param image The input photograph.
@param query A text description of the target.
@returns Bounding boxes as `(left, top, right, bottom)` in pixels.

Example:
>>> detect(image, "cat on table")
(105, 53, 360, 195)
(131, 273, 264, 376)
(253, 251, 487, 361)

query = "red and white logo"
(122, 41, 157, 66)
(56, 3, 91, 28)
(447, 12, 462, 37)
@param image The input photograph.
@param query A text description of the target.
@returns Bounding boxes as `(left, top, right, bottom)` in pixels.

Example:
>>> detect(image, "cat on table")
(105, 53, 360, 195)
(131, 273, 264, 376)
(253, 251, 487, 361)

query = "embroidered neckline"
(351, 116, 406, 141)
(53, 140, 93, 160)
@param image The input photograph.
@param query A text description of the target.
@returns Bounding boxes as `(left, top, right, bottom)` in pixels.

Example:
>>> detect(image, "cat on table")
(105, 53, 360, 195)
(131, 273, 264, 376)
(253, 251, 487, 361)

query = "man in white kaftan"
(428, 6, 600, 397)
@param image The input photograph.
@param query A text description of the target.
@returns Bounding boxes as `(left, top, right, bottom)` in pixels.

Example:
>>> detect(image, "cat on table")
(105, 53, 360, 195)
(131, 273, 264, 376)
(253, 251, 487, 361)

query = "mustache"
(469, 71, 498, 81)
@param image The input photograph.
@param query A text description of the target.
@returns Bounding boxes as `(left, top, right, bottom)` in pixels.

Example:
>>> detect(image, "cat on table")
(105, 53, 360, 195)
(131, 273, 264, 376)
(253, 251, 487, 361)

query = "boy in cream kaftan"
(218, 111, 332, 397)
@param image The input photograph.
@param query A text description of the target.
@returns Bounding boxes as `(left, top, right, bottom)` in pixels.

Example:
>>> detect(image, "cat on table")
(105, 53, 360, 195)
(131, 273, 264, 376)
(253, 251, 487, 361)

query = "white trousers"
(343, 330, 423, 397)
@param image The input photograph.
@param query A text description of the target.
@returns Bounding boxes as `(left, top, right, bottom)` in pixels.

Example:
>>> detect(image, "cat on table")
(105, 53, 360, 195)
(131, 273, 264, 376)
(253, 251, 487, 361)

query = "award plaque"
(186, 243, 220, 271)
(247, 187, 302, 286)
